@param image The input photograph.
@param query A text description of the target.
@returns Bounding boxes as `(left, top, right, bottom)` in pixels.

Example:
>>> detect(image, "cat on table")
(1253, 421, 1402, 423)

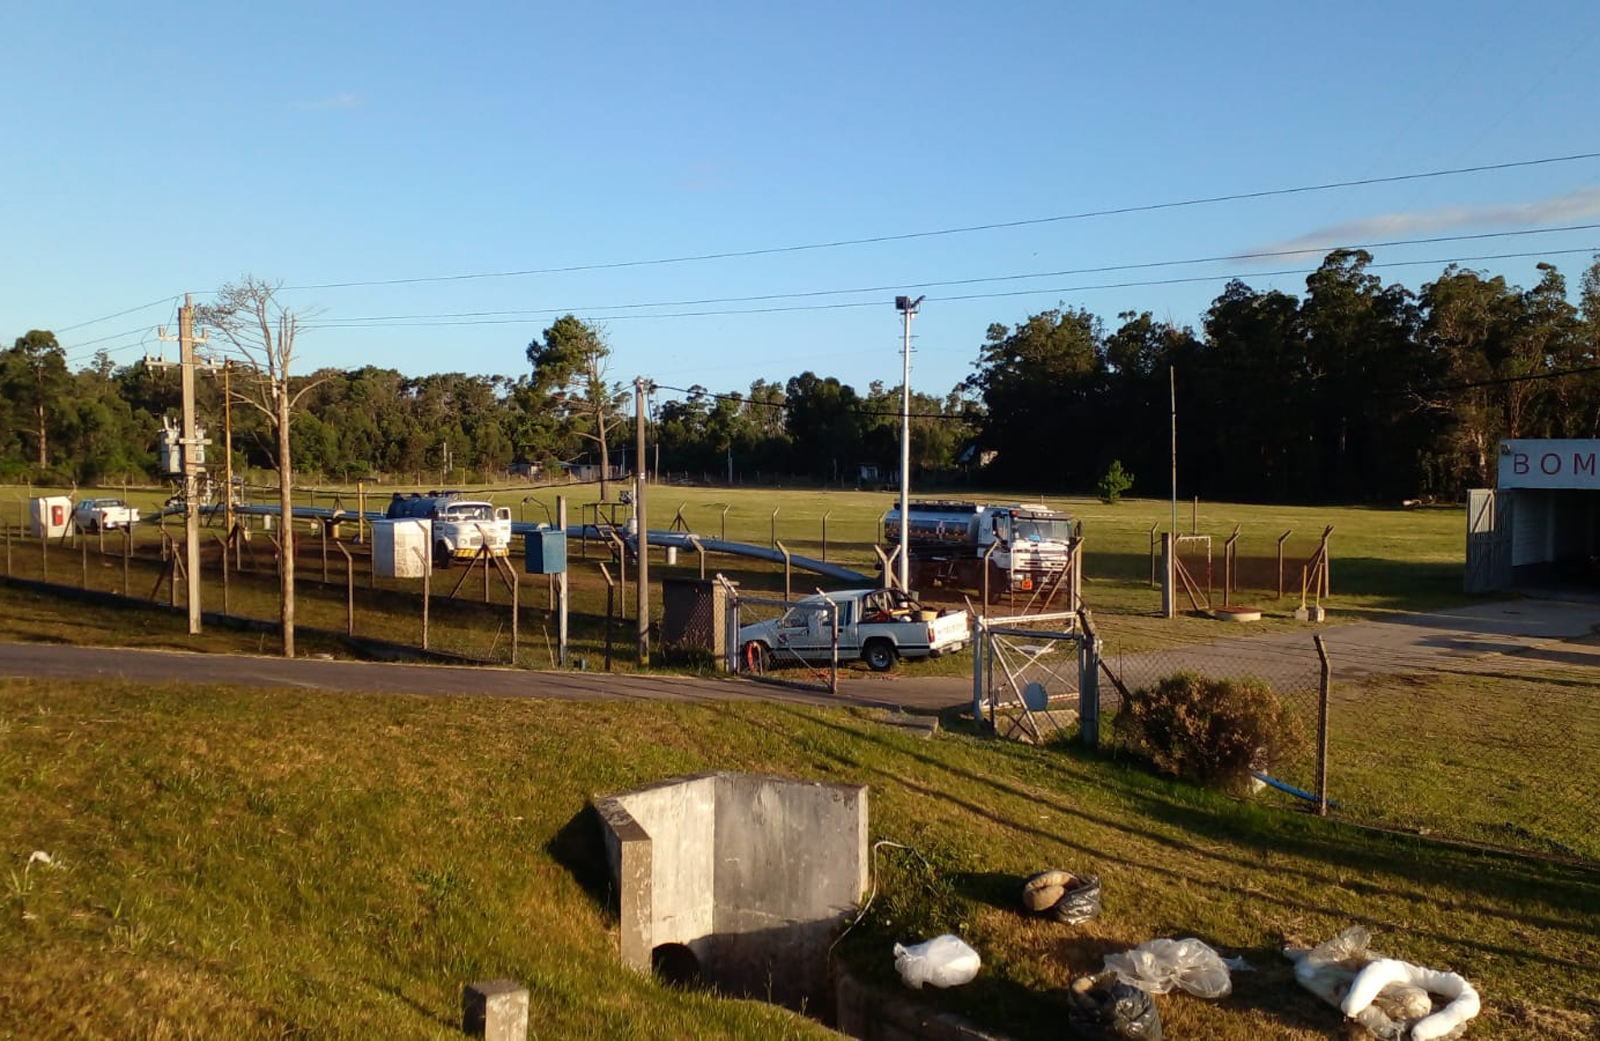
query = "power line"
(300, 246, 1600, 330)
(305, 223, 1600, 328)
(283, 150, 1600, 290)
(53, 295, 178, 334)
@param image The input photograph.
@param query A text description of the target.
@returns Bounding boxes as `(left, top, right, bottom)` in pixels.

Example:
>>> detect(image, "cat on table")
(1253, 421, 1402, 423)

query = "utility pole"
(1170, 365, 1178, 539)
(634, 377, 650, 666)
(157, 295, 209, 634)
(894, 296, 924, 594)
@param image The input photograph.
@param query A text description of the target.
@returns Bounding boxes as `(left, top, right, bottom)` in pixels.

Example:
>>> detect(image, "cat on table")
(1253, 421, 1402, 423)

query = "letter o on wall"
(1542, 453, 1561, 475)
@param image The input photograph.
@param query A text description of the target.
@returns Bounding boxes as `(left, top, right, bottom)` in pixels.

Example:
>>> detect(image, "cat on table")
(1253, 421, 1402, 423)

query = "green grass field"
(0, 481, 1474, 670)
(2, 679, 1595, 1039)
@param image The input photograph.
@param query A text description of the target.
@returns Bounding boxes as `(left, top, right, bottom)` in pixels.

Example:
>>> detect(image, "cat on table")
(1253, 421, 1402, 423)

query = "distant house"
(562, 460, 625, 483)
(507, 461, 542, 480)
(957, 444, 997, 469)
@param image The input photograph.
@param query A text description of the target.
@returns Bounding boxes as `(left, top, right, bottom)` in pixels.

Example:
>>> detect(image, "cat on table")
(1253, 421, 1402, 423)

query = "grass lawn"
(0, 482, 1478, 676)
(2, 678, 1595, 1038)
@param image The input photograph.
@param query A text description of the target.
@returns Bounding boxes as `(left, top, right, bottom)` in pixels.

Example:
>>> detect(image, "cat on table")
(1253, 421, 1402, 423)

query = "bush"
(1112, 671, 1306, 793)
(1097, 460, 1134, 504)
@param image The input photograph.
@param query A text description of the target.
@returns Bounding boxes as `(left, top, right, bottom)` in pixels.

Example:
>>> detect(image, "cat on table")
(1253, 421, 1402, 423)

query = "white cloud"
(1242, 184, 1600, 257)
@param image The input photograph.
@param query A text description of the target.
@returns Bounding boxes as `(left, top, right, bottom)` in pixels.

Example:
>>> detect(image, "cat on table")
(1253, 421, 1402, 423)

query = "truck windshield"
(1012, 517, 1070, 542)
(442, 504, 492, 521)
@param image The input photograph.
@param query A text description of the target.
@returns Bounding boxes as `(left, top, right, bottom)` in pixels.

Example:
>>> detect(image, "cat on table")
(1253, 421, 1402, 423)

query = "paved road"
(2, 597, 1595, 712)
(859, 596, 1600, 704)
(0, 641, 964, 712)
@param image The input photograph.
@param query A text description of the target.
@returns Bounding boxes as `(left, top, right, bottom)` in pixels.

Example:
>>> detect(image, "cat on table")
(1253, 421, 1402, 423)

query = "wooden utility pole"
(634, 377, 650, 666)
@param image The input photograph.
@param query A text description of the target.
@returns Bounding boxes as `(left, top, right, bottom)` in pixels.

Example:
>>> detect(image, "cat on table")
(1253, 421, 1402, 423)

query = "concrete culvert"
(651, 943, 702, 988)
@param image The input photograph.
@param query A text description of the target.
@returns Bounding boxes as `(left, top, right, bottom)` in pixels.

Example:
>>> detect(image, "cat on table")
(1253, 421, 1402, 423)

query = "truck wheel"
(434, 541, 452, 569)
(863, 639, 897, 673)
(742, 641, 770, 673)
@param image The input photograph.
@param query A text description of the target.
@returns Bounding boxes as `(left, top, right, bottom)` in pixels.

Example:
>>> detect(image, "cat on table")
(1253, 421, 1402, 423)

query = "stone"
(463, 979, 529, 1041)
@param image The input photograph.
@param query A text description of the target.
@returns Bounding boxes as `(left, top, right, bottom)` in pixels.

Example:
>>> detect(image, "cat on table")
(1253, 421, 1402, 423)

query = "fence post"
(1315, 634, 1330, 817)
(214, 535, 230, 615)
(1160, 532, 1174, 619)
(718, 575, 740, 673)
(971, 615, 986, 730)
(1078, 609, 1100, 749)
(821, 510, 832, 562)
(335, 541, 354, 636)
(775, 540, 792, 602)
(122, 526, 130, 596)
(81, 531, 88, 589)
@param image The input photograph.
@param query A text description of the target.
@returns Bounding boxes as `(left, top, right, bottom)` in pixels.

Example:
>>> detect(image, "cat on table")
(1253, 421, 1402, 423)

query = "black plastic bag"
(1020, 869, 1103, 925)
(1067, 975, 1162, 1040)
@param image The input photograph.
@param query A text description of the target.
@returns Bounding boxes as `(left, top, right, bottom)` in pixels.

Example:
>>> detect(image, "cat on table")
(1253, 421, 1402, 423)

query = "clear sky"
(5, 1, 1599, 409)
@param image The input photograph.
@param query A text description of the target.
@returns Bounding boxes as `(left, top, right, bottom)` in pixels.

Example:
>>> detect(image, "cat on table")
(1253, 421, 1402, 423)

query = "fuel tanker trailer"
(882, 500, 1078, 603)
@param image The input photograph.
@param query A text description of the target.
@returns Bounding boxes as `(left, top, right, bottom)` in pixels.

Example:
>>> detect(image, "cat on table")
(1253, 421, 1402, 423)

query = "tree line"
(4, 249, 1596, 503)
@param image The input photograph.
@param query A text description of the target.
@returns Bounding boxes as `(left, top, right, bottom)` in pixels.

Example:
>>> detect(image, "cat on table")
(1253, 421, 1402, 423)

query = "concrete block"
(463, 979, 528, 1041)
(1294, 605, 1326, 623)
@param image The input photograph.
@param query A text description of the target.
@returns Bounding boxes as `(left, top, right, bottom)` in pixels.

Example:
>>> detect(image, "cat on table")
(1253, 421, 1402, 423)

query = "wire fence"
(1087, 609, 1600, 863)
(1093, 614, 1327, 801)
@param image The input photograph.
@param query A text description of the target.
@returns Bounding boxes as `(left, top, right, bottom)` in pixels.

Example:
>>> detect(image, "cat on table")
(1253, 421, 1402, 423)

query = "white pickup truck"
(738, 588, 971, 673)
(73, 497, 140, 532)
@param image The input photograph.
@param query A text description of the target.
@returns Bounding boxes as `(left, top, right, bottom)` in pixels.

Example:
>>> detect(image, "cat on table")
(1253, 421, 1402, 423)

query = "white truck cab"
(384, 492, 512, 567)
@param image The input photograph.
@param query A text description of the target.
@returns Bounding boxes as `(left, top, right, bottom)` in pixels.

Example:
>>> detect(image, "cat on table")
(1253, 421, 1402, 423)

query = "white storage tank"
(372, 519, 431, 578)
(29, 496, 72, 538)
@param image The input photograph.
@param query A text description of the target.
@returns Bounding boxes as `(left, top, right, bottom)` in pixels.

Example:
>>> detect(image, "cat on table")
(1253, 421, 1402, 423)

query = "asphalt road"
(0, 641, 964, 712)
(1, 597, 1595, 712)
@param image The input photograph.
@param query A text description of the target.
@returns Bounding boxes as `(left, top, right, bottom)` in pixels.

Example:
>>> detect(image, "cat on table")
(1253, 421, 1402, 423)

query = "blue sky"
(5, 1, 1600, 408)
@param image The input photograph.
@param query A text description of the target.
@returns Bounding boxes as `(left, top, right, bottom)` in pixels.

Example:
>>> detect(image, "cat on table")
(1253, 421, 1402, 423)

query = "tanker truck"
(882, 500, 1079, 604)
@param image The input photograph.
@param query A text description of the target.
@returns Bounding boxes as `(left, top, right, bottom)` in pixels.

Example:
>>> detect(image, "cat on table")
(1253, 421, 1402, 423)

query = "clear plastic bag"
(1103, 937, 1232, 998)
(893, 934, 981, 989)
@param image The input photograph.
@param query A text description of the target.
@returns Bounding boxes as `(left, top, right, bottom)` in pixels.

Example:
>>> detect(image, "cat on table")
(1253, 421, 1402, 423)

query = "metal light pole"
(894, 295, 924, 594)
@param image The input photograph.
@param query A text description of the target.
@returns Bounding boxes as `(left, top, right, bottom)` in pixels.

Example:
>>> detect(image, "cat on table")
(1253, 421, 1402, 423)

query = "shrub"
(1097, 460, 1134, 504)
(1112, 671, 1306, 793)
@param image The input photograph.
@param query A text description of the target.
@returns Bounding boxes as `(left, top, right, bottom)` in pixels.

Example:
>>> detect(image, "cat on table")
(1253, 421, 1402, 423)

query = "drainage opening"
(651, 943, 703, 988)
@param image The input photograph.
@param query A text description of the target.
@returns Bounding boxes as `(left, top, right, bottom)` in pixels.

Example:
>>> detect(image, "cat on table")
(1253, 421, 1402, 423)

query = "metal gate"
(721, 583, 840, 694)
(972, 612, 1088, 743)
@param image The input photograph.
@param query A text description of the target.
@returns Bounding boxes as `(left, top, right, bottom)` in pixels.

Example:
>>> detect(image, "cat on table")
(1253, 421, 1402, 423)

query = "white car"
(73, 497, 140, 532)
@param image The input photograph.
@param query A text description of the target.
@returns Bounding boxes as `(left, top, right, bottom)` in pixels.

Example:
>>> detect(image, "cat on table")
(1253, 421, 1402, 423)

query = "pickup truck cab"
(738, 588, 970, 672)
(384, 492, 513, 567)
(73, 497, 140, 532)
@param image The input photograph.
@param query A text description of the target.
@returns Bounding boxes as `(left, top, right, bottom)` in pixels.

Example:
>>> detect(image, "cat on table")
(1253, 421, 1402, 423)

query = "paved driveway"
(2, 597, 1595, 713)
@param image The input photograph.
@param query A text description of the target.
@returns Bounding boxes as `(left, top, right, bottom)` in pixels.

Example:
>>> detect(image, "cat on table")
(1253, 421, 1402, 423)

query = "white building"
(1466, 439, 1600, 592)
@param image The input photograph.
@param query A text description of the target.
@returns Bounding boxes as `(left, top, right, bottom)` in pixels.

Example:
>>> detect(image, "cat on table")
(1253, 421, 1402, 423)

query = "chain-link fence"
(1091, 613, 1327, 802)
(972, 612, 1082, 743)
(1084, 608, 1600, 863)
(723, 588, 840, 694)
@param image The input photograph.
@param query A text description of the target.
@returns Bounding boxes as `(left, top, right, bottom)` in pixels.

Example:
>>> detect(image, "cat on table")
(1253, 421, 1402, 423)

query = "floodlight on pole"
(894, 295, 924, 594)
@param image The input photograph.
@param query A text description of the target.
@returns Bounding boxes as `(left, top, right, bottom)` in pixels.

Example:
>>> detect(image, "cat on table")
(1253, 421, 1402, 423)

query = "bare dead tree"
(197, 277, 325, 658)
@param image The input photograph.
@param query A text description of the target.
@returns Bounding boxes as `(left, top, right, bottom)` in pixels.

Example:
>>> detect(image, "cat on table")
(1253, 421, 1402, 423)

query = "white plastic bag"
(893, 934, 981, 989)
(1103, 937, 1233, 998)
